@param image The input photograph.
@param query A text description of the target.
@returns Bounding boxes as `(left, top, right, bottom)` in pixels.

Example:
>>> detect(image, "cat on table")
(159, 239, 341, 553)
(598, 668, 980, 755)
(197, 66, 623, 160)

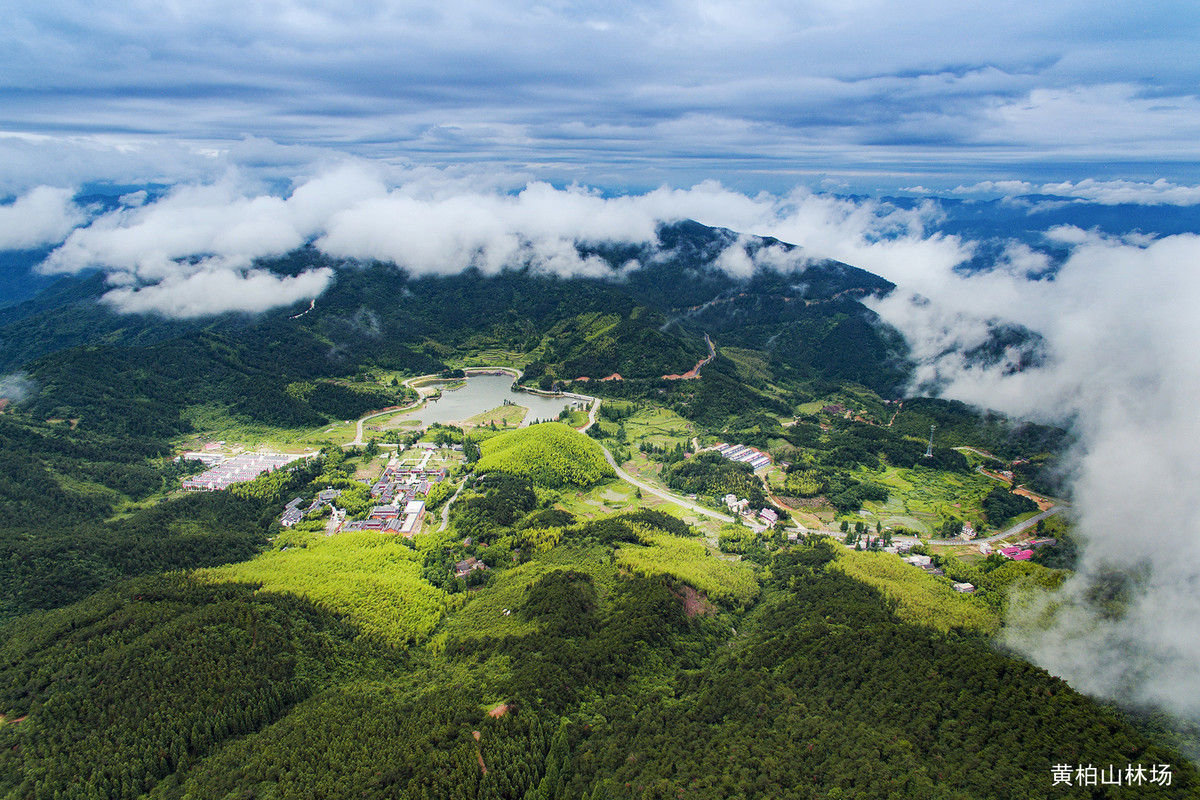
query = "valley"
(0, 223, 1193, 798)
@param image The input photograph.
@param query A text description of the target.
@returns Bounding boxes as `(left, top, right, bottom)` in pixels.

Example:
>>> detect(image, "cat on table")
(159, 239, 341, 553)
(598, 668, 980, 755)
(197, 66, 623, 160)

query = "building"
(953, 582, 976, 593)
(454, 557, 489, 578)
(182, 451, 307, 491)
(759, 508, 779, 525)
(711, 442, 773, 470)
(999, 546, 1034, 561)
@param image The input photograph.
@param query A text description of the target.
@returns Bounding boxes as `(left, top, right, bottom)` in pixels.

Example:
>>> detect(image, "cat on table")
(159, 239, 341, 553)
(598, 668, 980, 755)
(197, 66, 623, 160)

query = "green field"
(616, 532, 759, 608)
(623, 406, 694, 449)
(178, 403, 355, 451)
(476, 423, 614, 488)
(461, 404, 528, 428)
(439, 545, 618, 643)
(850, 465, 999, 536)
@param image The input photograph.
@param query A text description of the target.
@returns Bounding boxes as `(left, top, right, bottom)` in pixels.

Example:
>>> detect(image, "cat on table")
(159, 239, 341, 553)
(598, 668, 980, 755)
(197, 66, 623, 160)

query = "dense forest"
(2, 539, 1194, 799)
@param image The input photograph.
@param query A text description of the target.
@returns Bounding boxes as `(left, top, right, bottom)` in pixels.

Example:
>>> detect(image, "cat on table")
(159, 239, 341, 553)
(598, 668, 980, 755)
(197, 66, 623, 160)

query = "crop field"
(624, 406, 694, 449)
(448, 349, 530, 370)
(852, 465, 999, 536)
(178, 403, 351, 451)
(199, 531, 452, 646)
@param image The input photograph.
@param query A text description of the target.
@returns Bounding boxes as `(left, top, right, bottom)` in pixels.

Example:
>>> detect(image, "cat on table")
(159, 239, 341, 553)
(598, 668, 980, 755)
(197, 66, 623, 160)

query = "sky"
(3, 0, 1200, 194)
(4, 0, 1200, 729)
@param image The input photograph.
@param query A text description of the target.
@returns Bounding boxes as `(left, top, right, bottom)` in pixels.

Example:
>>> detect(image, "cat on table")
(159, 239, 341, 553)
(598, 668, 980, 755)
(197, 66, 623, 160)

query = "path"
(662, 333, 716, 380)
(347, 374, 444, 447)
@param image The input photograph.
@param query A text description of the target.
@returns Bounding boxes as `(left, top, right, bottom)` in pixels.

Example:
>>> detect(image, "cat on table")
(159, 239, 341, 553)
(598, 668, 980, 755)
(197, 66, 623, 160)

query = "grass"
(831, 548, 998, 636)
(440, 545, 618, 643)
(448, 349, 533, 370)
(178, 403, 347, 451)
(623, 406, 694, 450)
(849, 465, 999, 537)
(462, 404, 528, 428)
(476, 423, 613, 488)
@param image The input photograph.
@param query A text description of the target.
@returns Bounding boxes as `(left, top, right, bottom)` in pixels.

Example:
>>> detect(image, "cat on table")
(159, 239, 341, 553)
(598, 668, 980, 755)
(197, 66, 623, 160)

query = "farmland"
(850, 465, 1001, 536)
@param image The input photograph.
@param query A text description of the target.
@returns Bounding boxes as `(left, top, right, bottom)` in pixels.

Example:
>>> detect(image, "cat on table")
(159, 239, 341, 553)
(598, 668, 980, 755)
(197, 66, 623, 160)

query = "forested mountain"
(0, 217, 1165, 799)
(1, 221, 911, 434)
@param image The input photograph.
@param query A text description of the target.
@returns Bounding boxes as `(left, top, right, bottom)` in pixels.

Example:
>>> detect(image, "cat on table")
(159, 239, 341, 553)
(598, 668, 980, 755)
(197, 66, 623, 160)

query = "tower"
(924, 424, 936, 458)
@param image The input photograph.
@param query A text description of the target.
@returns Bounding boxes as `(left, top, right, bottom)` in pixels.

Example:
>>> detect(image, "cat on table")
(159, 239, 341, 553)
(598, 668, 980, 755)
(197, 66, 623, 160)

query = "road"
(348, 374, 443, 447)
(350, 406, 403, 447)
(921, 505, 1065, 546)
(437, 478, 467, 533)
(597, 443, 737, 526)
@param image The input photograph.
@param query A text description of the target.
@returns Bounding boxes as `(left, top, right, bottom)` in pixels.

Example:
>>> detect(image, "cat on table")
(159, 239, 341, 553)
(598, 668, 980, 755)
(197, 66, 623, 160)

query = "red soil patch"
(672, 585, 717, 617)
(487, 704, 509, 718)
(1013, 487, 1054, 511)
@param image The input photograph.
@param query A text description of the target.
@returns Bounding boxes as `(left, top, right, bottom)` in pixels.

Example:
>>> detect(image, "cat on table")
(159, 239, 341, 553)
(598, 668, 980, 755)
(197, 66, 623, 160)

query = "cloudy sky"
(3, 0, 1199, 193)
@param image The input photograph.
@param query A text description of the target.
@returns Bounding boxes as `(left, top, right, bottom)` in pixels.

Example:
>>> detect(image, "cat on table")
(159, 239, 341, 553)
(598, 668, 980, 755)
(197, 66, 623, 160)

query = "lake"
(406, 374, 588, 427)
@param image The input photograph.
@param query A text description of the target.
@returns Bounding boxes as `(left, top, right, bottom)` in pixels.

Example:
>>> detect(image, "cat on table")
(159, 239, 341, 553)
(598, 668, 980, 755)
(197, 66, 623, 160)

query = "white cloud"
(0, 186, 86, 249)
(955, 177, 1200, 206)
(101, 263, 334, 318)
(859, 222, 1200, 720)
(0, 371, 37, 403)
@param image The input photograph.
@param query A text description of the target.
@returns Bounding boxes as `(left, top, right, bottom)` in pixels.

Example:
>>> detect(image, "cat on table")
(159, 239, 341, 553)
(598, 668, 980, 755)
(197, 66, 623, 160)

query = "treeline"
(475, 423, 613, 489)
(892, 396, 1068, 462)
(562, 544, 1197, 799)
(982, 486, 1039, 527)
(2, 536, 1196, 798)
(0, 432, 323, 621)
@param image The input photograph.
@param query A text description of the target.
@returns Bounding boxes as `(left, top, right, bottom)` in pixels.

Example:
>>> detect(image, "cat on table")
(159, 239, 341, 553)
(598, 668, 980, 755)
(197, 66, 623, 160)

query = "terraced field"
(854, 465, 1000, 536)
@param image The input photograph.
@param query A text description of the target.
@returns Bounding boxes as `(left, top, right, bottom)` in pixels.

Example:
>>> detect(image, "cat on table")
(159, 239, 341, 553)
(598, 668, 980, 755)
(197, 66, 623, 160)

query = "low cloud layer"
(0, 186, 86, 249)
(32, 166, 902, 315)
(864, 228, 1200, 722)
(0, 372, 37, 404)
(955, 178, 1200, 206)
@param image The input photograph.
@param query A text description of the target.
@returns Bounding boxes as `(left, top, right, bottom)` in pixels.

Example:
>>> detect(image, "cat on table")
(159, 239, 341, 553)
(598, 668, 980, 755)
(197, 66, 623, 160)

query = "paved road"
(920, 505, 1065, 546)
(348, 374, 444, 447)
(437, 478, 467, 533)
(597, 443, 738, 526)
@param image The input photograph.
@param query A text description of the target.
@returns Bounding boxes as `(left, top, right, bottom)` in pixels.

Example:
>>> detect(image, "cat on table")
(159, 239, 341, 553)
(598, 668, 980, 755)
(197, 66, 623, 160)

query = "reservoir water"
(406, 374, 587, 427)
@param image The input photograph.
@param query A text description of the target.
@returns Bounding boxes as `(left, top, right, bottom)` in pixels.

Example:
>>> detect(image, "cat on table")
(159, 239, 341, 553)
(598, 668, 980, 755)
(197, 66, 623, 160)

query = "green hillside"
(2, 539, 1194, 799)
(476, 422, 614, 488)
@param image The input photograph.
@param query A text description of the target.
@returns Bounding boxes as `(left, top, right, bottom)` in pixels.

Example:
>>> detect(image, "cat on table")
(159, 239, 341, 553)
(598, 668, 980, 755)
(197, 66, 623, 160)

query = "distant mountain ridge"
(3, 219, 935, 435)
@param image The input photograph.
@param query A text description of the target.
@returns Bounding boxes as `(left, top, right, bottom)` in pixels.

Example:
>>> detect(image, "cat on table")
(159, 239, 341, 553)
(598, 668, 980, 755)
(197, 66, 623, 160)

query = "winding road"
(597, 443, 736, 526)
